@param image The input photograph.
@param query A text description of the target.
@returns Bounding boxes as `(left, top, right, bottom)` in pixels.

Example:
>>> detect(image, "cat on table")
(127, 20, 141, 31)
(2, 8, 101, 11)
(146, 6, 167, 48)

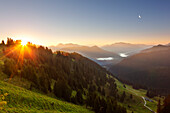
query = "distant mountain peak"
(91, 45, 99, 48)
(114, 42, 132, 45)
(57, 43, 80, 46)
(101, 42, 152, 54)
(166, 43, 170, 46)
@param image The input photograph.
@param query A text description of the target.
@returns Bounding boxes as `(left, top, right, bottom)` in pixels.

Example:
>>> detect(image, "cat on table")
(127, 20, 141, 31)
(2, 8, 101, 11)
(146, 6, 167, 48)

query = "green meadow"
(0, 80, 93, 113)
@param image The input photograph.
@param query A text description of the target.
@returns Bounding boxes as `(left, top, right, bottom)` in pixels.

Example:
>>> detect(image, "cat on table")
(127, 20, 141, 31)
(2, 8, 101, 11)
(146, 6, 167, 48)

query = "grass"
(115, 78, 159, 113)
(0, 80, 93, 113)
(0, 46, 93, 112)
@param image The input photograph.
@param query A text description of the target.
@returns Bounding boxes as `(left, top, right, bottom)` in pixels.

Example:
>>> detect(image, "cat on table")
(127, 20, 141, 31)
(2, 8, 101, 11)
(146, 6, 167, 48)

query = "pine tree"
(101, 88, 105, 96)
(94, 96, 100, 113)
(120, 91, 126, 102)
(106, 99, 113, 113)
(157, 99, 161, 113)
(130, 94, 133, 99)
(76, 90, 83, 104)
(1, 40, 5, 45)
(100, 98, 107, 113)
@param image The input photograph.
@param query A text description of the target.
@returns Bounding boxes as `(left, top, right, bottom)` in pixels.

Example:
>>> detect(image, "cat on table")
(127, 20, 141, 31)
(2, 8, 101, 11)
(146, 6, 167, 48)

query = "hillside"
(0, 38, 126, 113)
(109, 44, 170, 95)
(0, 80, 93, 113)
(0, 68, 160, 113)
(114, 78, 161, 113)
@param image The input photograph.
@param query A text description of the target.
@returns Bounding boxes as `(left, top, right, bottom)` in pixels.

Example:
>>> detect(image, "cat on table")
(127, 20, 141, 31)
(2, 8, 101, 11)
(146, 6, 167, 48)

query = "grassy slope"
(115, 78, 163, 113)
(0, 45, 94, 113)
(0, 80, 93, 113)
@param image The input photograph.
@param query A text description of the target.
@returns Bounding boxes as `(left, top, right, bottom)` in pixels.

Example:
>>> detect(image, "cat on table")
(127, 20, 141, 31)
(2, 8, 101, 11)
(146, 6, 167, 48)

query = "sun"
(21, 40, 28, 46)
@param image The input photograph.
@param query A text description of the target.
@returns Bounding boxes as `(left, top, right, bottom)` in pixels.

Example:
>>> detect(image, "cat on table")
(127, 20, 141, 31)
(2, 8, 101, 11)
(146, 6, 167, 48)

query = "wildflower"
(0, 101, 7, 106)
(4, 93, 8, 96)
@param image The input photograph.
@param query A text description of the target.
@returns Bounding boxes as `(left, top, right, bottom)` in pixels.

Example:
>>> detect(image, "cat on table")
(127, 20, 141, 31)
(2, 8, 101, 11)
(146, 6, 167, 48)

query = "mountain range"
(49, 42, 152, 66)
(109, 44, 170, 95)
(101, 42, 152, 56)
(49, 44, 118, 58)
(49, 44, 121, 66)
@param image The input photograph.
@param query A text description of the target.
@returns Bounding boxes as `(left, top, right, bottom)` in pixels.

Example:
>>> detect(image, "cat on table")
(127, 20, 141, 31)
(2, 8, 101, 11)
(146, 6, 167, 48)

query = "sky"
(0, 0, 170, 46)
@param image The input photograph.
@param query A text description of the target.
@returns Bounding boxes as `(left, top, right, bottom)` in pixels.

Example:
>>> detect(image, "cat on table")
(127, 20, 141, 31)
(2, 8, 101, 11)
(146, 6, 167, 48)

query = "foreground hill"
(0, 80, 93, 113)
(0, 38, 126, 113)
(109, 44, 170, 96)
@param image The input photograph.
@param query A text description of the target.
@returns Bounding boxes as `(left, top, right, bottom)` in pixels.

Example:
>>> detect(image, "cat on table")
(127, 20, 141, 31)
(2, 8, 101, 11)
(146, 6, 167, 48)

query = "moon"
(138, 15, 142, 19)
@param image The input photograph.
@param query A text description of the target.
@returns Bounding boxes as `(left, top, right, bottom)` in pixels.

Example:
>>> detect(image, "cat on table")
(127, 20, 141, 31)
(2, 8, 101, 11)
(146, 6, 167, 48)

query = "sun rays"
(21, 40, 28, 46)
(1, 38, 37, 82)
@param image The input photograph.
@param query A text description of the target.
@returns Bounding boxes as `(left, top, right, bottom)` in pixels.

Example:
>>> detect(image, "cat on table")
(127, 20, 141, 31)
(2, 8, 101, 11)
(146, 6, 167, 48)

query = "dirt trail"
(142, 96, 156, 113)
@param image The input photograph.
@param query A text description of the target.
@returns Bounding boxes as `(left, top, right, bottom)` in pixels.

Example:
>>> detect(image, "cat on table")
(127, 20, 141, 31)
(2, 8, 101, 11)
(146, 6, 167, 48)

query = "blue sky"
(0, 0, 170, 46)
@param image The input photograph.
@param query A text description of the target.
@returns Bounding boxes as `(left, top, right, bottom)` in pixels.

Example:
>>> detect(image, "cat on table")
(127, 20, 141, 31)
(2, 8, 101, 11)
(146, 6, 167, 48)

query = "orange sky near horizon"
(0, 34, 169, 47)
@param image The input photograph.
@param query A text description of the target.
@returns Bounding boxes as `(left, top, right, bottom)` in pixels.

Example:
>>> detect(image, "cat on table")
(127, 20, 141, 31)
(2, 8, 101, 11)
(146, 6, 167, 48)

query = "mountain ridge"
(101, 42, 152, 56)
(109, 44, 170, 95)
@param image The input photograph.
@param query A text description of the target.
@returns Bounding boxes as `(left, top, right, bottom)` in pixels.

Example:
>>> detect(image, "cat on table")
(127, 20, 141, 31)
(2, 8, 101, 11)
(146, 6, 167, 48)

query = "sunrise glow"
(21, 40, 28, 46)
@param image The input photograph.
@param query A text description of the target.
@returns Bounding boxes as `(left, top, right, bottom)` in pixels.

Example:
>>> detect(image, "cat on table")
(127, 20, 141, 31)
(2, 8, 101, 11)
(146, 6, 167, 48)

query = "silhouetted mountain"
(141, 44, 170, 53)
(61, 45, 119, 58)
(49, 43, 81, 51)
(49, 44, 119, 58)
(166, 43, 170, 46)
(109, 44, 170, 95)
(102, 42, 152, 56)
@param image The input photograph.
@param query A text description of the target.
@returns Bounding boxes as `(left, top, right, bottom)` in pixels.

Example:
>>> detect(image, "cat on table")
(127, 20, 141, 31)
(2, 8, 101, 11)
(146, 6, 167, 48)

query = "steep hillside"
(109, 45, 170, 95)
(0, 38, 126, 113)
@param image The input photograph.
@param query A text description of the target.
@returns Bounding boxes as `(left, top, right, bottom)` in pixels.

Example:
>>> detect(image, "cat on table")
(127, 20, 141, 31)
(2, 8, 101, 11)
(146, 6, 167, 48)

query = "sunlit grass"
(0, 80, 93, 113)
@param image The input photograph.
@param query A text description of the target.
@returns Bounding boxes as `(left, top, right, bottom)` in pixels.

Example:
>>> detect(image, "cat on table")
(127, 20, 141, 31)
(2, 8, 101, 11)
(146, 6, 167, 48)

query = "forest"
(0, 38, 127, 113)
